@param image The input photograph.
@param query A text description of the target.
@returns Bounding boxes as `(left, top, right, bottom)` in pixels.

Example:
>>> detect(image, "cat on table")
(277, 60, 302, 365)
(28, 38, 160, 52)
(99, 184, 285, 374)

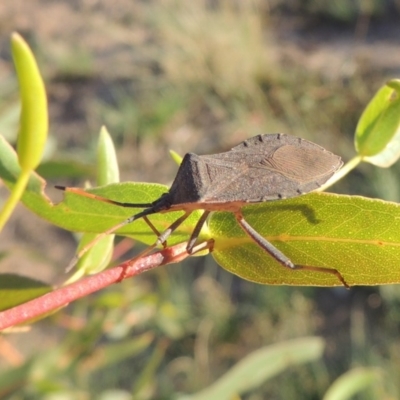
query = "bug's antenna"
(55, 186, 153, 208)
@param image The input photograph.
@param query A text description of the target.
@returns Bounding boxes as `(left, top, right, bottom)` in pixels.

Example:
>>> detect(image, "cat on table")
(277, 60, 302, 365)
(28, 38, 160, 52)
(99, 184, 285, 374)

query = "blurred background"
(1, 0, 400, 398)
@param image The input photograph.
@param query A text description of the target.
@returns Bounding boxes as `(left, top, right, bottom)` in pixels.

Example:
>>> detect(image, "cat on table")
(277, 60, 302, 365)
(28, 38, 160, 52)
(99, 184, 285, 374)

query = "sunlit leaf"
(169, 149, 183, 165)
(11, 32, 48, 171)
(97, 126, 119, 186)
(355, 80, 400, 166)
(71, 126, 120, 276)
(72, 233, 114, 277)
(0, 33, 48, 231)
(210, 193, 400, 286)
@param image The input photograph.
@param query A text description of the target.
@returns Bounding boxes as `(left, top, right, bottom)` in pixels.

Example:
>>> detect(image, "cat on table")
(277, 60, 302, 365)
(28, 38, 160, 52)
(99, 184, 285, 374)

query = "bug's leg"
(186, 211, 211, 253)
(133, 211, 193, 260)
(234, 211, 349, 288)
(165, 238, 215, 265)
(142, 216, 167, 248)
(187, 238, 215, 257)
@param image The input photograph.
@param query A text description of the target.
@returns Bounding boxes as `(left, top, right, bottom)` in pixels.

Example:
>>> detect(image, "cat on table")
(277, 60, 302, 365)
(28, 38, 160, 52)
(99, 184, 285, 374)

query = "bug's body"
(155, 133, 342, 212)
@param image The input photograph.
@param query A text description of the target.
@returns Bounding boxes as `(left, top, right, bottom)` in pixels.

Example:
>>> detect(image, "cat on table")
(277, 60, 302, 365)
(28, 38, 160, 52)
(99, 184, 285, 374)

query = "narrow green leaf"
(0, 33, 48, 231)
(97, 125, 120, 186)
(169, 149, 183, 165)
(0, 274, 52, 311)
(323, 368, 381, 400)
(209, 193, 400, 287)
(11, 32, 48, 171)
(72, 127, 119, 276)
(178, 337, 324, 400)
(355, 81, 400, 165)
(72, 233, 114, 277)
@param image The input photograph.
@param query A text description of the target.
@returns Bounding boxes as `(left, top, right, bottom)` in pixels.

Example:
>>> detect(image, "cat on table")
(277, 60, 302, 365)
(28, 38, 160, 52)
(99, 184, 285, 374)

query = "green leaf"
(0, 33, 48, 231)
(72, 233, 114, 277)
(169, 149, 183, 165)
(71, 126, 120, 277)
(355, 80, 400, 166)
(0, 274, 52, 311)
(178, 337, 324, 400)
(11, 32, 48, 171)
(209, 193, 400, 287)
(97, 126, 119, 186)
(323, 367, 381, 400)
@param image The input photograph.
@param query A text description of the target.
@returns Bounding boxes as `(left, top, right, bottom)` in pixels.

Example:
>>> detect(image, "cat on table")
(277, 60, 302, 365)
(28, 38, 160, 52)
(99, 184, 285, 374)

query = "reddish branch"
(0, 241, 212, 331)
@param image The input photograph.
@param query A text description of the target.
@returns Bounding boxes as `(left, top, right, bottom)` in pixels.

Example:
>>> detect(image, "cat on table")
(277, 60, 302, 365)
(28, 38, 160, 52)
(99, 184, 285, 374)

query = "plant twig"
(317, 155, 362, 192)
(0, 241, 212, 331)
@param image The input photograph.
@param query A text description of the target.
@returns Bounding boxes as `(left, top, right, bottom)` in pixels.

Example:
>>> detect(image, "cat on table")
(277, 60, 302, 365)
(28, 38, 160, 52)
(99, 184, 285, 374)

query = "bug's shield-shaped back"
(169, 133, 343, 205)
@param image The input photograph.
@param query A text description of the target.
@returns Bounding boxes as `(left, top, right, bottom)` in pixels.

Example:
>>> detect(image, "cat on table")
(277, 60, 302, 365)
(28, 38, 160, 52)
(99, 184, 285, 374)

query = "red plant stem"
(0, 241, 201, 331)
